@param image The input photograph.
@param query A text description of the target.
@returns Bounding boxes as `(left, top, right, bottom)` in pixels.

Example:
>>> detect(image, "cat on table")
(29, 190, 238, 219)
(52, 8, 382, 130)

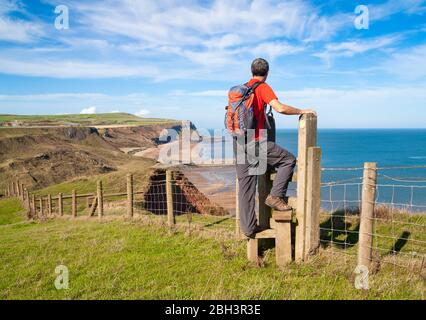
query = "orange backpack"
(225, 81, 264, 136)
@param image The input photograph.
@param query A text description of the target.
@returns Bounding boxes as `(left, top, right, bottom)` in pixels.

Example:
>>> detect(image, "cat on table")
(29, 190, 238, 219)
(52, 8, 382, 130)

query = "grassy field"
(0, 198, 25, 225)
(0, 113, 176, 127)
(0, 197, 424, 300)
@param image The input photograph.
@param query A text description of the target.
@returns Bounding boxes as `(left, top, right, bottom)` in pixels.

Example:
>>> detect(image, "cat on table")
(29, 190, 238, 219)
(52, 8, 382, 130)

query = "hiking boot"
(245, 225, 265, 239)
(265, 195, 293, 212)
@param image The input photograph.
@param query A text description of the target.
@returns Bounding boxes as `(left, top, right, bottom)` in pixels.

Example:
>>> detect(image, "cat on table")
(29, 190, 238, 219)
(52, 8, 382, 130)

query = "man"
(236, 58, 316, 238)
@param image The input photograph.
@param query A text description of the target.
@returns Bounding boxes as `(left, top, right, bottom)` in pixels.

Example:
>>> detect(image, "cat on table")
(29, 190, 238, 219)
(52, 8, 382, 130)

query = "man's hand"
(270, 99, 317, 117)
(300, 109, 317, 117)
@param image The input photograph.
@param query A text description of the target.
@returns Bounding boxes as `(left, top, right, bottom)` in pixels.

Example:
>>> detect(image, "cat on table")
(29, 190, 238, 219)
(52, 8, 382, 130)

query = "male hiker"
(231, 58, 316, 238)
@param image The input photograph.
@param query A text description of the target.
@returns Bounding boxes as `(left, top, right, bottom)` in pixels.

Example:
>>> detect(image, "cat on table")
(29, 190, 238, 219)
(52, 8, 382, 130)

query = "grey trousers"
(235, 140, 296, 236)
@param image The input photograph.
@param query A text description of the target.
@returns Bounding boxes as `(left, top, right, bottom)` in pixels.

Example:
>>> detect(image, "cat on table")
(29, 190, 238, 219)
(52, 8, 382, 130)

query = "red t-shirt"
(247, 78, 278, 140)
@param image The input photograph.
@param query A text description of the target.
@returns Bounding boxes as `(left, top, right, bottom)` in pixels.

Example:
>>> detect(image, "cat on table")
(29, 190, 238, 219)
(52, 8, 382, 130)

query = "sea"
(193, 129, 426, 213)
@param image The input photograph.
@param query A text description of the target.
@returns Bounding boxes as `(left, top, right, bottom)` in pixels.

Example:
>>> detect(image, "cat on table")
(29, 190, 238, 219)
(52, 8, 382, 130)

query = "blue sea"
(199, 129, 426, 212)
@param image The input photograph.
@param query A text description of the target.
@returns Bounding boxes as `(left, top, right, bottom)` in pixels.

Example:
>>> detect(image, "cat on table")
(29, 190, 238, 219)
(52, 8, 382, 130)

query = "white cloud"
(80, 106, 97, 114)
(135, 109, 151, 117)
(370, 0, 426, 21)
(380, 44, 426, 80)
(252, 41, 305, 60)
(0, 0, 44, 43)
(0, 55, 159, 79)
(314, 34, 402, 66)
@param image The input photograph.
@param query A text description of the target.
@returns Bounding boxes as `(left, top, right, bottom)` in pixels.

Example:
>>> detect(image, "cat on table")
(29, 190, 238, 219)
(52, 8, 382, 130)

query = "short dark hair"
(251, 58, 269, 77)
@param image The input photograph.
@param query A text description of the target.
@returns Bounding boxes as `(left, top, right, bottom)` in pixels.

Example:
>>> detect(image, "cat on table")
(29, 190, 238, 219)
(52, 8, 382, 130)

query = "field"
(0, 197, 424, 300)
(0, 113, 176, 127)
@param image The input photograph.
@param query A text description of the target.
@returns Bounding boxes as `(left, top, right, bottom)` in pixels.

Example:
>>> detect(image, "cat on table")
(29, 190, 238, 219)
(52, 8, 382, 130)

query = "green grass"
(0, 198, 25, 225)
(0, 113, 176, 126)
(0, 198, 424, 300)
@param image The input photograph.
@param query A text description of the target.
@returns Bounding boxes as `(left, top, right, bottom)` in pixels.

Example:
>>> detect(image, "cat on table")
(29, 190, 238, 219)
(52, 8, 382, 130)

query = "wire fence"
(319, 165, 426, 285)
(4, 163, 426, 291)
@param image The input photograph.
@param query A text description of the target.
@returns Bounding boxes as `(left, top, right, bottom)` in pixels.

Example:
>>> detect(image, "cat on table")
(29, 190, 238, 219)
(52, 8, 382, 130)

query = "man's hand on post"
(300, 109, 317, 117)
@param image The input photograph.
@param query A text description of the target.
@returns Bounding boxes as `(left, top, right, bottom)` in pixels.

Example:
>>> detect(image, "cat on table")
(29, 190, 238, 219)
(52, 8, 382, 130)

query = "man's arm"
(269, 99, 317, 116)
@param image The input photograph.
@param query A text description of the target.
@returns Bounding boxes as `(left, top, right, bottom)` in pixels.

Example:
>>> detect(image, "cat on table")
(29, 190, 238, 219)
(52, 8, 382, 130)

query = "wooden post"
(72, 189, 77, 218)
(274, 211, 293, 266)
(11, 181, 15, 196)
(97, 181, 104, 217)
(358, 162, 377, 269)
(47, 194, 52, 216)
(127, 174, 134, 218)
(247, 239, 259, 263)
(31, 195, 36, 218)
(295, 114, 317, 261)
(235, 175, 240, 237)
(20, 183, 24, 200)
(58, 193, 63, 216)
(15, 180, 20, 197)
(305, 147, 322, 257)
(25, 189, 31, 214)
(166, 170, 175, 227)
(39, 197, 44, 217)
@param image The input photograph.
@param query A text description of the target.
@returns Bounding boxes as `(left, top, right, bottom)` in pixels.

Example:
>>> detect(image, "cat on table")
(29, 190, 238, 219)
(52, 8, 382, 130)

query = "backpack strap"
(250, 80, 265, 92)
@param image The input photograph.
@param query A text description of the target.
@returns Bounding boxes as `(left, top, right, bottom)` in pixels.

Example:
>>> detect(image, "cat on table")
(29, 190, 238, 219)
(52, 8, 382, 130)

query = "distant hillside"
(0, 118, 188, 191)
(0, 113, 177, 127)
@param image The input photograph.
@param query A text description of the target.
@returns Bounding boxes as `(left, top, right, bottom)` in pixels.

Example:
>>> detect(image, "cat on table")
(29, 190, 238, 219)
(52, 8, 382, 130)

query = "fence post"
(48, 194, 52, 216)
(31, 195, 36, 218)
(25, 189, 31, 217)
(127, 174, 134, 218)
(58, 193, 63, 216)
(235, 175, 240, 237)
(305, 147, 322, 257)
(97, 181, 104, 217)
(296, 113, 317, 262)
(17, 181, 22, 197)
(166, 170, 175, 227)
(39, 197, 44, 217)
(358, 162, 377, 269)
(72, 190, 77, 218)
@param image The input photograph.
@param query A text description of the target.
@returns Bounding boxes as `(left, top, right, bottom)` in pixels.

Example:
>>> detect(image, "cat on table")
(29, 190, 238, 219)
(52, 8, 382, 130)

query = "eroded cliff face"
(0, 123, 184, 190)
(97, 122, 185, 149)
(143, 170, 228, 216)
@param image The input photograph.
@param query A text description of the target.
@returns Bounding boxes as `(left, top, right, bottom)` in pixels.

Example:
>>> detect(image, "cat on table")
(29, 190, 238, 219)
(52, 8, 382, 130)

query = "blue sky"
(0, 0, 426, 128)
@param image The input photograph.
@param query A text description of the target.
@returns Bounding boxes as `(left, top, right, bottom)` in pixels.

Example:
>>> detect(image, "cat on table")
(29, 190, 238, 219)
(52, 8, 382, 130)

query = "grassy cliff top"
(0, 113, 177, 127)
